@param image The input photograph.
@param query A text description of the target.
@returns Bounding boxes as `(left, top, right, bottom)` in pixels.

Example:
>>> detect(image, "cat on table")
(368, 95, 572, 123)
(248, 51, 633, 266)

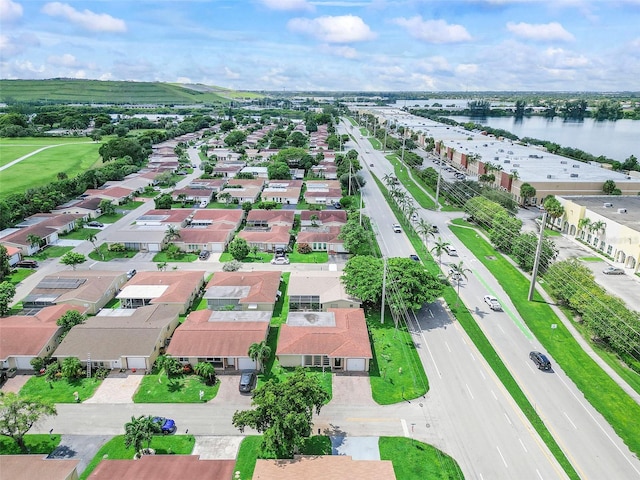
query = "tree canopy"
(232, 368, 329, 458)
(0, 392, 57, 452)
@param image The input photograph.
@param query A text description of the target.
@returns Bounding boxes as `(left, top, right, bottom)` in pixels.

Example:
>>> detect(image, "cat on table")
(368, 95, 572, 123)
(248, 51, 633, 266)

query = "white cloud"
(543, 47, 589, 68)
(392, 16, 472, 44)
(506, 22, 574, 42)
(260, 0, 314, 11)
(320, 44, 358, 58)
(176, 77, 192, 84)
(0, 33, 39, 57)
(455, 64, 479, 75)
(41, 2, 127, 33)
(48, 53, 80, 67)
(288, 15, 376, 43)
(223, 67, 241, 79)
(0, 0, 22, 22)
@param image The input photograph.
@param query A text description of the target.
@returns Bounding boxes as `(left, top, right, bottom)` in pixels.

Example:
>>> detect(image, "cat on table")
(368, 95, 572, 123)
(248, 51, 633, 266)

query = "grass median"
(450, 224, 640, 460)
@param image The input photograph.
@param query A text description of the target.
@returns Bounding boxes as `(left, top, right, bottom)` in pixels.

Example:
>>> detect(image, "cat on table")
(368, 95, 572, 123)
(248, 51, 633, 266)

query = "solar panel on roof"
(36, 278, 86, 289)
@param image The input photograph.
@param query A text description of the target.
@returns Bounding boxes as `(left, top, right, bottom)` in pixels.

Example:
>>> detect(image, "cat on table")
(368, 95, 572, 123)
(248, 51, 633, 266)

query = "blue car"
(152, 417, 177, 434)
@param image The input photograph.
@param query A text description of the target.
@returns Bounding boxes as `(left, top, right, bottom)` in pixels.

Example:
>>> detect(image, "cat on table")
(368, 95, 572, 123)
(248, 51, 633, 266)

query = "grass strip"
(386, 154, 436, 209)
(379, 437, 464, 480)
(451, 224, 640, 458)
(0, 434, 61, 455)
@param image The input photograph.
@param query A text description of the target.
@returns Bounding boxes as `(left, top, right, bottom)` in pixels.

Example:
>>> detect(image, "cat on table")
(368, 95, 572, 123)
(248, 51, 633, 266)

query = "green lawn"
(288, 248, 328, 263)
(451, 224, 640, 461)
(4, 268, 35, 285)
(132, 372, 221, 403)
(270, 272, 290, 326)
(0, 141, 102, 198)
(152, 251, 198, 263)
(117, 201, 145, 211)
(0, 434, 61, 455)
(59, 228, 101, 240)
(0, 146, 41, 166)
(28, 246, 72, 260)
(20, 375, 102, 403)
(578, 256, 602, 262)
(95, 213, 124, 223)
(80, 435, 195, 479)
(88, 244, 137, 261)
(379, 437, 463, 480)
(219, 252, 271, 263)
(234, 435, 331, 480)
(367, 311, 428, 404)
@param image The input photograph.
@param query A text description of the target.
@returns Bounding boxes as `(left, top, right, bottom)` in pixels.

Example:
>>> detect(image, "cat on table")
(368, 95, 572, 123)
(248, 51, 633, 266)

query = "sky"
(1, 0, 639, 92)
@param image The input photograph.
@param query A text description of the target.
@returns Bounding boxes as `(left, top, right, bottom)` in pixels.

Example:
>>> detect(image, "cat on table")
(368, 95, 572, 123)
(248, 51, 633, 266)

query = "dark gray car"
(239, 371, 257, 393)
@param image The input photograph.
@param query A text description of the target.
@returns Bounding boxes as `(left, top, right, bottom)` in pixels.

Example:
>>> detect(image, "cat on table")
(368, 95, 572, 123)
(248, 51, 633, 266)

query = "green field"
(0, 139, 102, 198)
(0, 79, 243, 104)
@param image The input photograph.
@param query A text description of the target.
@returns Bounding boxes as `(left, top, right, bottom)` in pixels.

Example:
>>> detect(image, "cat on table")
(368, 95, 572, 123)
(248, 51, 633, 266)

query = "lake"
(446, 115, 638, 162)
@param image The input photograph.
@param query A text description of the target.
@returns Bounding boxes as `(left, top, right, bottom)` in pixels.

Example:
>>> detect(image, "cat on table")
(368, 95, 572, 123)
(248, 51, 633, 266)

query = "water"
(446, 115, 638, 162)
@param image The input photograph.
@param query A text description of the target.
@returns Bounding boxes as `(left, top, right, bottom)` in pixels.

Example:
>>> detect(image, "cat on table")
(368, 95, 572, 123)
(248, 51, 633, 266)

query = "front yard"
(132, 371, 220, 403)
(19, 375, 102, 403)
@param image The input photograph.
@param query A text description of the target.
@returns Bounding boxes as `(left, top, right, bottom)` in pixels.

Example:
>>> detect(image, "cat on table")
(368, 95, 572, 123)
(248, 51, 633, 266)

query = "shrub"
(109, 243, 126, 252)
(223, 260, 242, 272)
(297, 243, 312, 254)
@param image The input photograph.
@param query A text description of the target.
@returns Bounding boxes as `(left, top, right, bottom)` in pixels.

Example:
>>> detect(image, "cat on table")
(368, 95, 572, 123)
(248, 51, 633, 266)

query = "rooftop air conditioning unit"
(513, 164, 520, 167)
(603, 202, 613, 208)
(570, 173, 579, 178)
(494, 157, 499, 161)
(510, 169, 518, 173)
(572, 164, 580, 168)
(560, 160, 568, 164)
(547, 174, 553, 179)
(618, 208, 627, 214)
(504, 159, 510, 163)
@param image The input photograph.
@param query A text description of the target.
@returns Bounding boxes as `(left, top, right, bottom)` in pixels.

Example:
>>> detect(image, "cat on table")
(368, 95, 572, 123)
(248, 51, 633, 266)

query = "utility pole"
(348, 159, 352, 196)
(381, 257, 387, 324)
(434, 157, 444, 211)
(528, 212, 548, 301)
(383, 122, 388, 152)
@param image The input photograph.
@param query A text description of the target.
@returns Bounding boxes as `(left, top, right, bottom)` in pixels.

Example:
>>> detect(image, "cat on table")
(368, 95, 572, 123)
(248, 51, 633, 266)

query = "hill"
(0, 79, 261, 105)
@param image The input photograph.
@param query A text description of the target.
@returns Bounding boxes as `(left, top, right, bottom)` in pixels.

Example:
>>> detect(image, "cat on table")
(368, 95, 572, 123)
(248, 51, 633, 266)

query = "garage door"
(15, 357, 33, 370)
(127, 357, 147, 369)
(148, 243, 160, 252)
(346, 358, 365, 371)
(237, 358, 256, 370)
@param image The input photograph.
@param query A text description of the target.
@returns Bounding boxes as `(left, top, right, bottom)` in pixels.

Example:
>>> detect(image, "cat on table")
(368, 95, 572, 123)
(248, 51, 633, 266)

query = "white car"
(444, 245, 457, 256)
(483, 295, 502, 311)
(392, 223, 402, 233)
(271, 256, 290, 265)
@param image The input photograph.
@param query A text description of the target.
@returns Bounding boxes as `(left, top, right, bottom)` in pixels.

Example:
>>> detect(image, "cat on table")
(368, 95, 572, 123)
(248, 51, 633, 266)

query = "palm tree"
(219, 192, 232, 205)
(577, 217, 591, 236)
(26, 234, 42, 253)
(448, 261, 472, 305)
(416, 219, 437, 246)
(248, 341, 271, 373)
(177, 193, 187, 207)
(194, 362, 216, 386)
(164, 225, 181, 243)
(430, 237, 451, 266)
(382, 173, 394, 187)
(543, 196, 565, 231)
(157, 262, 168, 271)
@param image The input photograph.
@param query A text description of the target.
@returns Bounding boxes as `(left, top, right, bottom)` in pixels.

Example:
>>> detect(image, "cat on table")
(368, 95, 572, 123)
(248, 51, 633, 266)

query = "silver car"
(483, 295, 502, 311)
(603, 266, 624, 275)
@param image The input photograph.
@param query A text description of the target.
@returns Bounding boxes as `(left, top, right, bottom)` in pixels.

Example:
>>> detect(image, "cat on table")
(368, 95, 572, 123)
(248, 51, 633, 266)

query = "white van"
(444, 245, 458, 256)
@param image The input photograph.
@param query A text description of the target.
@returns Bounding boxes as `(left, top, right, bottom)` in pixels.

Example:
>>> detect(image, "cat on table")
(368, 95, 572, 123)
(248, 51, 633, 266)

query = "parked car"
(392, 223, 402, 233)
(333, 202, 342, 209)
(239, 371, 257, 393)
(432, 225, 439, 233)
(483, 295, 502, 311)
(126, 269, 137, 279)
(87, 221, 104, 228)
(409, 254, 420, 261)
(152, 417, 177, 434)
(16, 260, 38, 268)
(199, 250, 210, 260)
(529, 351, 552, 371)
(603, 266, 624, 275)
(271, 256, 290, 265)
(444, 245, 458, 256)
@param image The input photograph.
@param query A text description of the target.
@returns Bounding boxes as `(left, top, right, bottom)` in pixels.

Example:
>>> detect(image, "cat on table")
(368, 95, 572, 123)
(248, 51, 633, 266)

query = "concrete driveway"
(84, 376, 143, 404)
(331, 436, 380, 460)
(48, 435, 113, 474)
(208, 375, 253, 407)
(330, 375, 375, 406)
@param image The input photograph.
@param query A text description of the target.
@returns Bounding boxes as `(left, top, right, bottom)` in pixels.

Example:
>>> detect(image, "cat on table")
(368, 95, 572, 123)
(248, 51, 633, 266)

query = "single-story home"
(246, 209, 295, 228)
(105, 228, 167, 253)
(261, 180, 303, 205)
(0, 456, 80, 480)
(253, 455, 396, 480)
(22, 270, 128, 314)
(167, 310, 271, 371)
(300, 210, 347, 227)
(189, 178, 227, 192)
(1, 213, 84, 255)
(240, 166, 269, 178)
(116, 270, 205, 314)
(54, 196, 103, 217)
(171, 188, 212, 204)
(296, 226, 346, 253)
(304, 180, 342, 205)
(134, 209, 193, 228)
(0, 304, 86, 371)
(54, 304, 182, 371)
(83, 186, 135, 205)
(174, 228, 235, 253)
(2, 244, 21, 266)
(204, 271, 282, 312)
(89, 456, 236, 480)
(277, 308, 372, 372)
(237, 225, 291, 252)
(219, 184, 262, 204)
(288, 271, 361, 312)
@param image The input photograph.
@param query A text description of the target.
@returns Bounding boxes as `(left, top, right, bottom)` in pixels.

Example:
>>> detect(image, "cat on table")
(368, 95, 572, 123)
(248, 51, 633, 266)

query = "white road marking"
(445, 341, 451, 353)
(401, 418, 409, 436)
(536, 469, 544, 479)
(479, 369, 486, 380)
(504, 413, 512, 425)
(469, 351, 476, 361)
(465, 383, 474, 400)
(497, 324, 506, 334)
(419, 327, 442, 379)
(491, 390, 498, 400)
(519, 438, 528, 453)
(563, 411, 578, 430)
(496, 446, 508, 468)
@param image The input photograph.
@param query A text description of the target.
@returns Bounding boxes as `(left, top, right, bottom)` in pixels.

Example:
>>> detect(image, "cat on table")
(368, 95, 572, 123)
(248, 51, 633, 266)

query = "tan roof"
(141, 209, 193, 224)
(246, 209, 295, 225)
(288, 271, 360, 306)
(228, 178, 265, 187)
(0, 455, 79, 480)
(305, 180, 341, 190)
(191, 209, 243, 224)
(167, 312, 270, 357)
(238, 226, 291, 244)
(120, 271, 205, 304)
(54, 304, 181, 360)
(304, 188, 342, 199)
(277, 309, 372, 359)
(206, 271, 281, 304)
(0, 305, 85, 359)
(297, 226, 343, 244)
(178, 228, 233, 244)
(253, 455, 395, 480)
(88, 455, 236, 480)
(85, 186, 133, 199)
(26, 270, 126, 306)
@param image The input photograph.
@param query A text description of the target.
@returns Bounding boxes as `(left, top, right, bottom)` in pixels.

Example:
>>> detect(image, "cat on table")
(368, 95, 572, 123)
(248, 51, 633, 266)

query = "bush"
(223, 260, 242, 272)
(297, 243, 312, 254)
(109, 243, 126, 252)
(30, 357, 45, 372)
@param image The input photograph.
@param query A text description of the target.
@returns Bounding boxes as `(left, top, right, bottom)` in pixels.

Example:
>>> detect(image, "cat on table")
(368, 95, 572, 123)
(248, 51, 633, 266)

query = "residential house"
(238, 226, 291, 252)
(0, 456, 80, 480)
(171, 188, 212, 205)
(212, 164, 243, 178)
(54, 304, 182, 371)
(189, 178, 227, 193)
(204, 271, 282, 312)
(22, 270, 128, 314)
(167, 310, 271, 371)
(277, 308, 372, 372)
(288, 272, 361, 311)
(304, 180, 342, 205)
(116, 270, 205, 314)
(2, 244, 21, 266)
(0, 304, 86, 371)
(174, 209, 244, 253)
(0, 213, 84, 255)
(240, 166, 269, 179)
(54, 196, 103, 217)
(297, 226, 346, 253)
(89, 456, 235, 480)
(300, 210, 347, 227)
(219, 178, 264, 204)
(83, 186, 135, 205)
(246, 210, 295, 228)
(261, 180, 303, 205)
(253, 455, 395, 480)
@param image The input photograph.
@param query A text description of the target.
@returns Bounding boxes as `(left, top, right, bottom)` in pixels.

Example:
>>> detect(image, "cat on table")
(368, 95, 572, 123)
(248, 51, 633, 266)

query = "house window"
(303, 355, 329, 367)
(607, 245, 613, 255)
(179, 357, 188, 362)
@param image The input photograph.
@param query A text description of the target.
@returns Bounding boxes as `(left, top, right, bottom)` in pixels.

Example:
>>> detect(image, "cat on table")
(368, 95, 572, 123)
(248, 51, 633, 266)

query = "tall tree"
(0, 281, 17, 316)
(248, 341, 271, 373)
(430, 237, 451, 266)
(124, 415, 161, 455)
(0, 245, 11, 282)
(519, 183, 536, 206)
(415, 219, 437, 247)
(56, 309, 85, 334)
(228, 237, 250, 261)
(0, 392, 57, 452)
(543, 196, 565, 231)
(60, 252, 86, 270)
(232, 368, 330, 458)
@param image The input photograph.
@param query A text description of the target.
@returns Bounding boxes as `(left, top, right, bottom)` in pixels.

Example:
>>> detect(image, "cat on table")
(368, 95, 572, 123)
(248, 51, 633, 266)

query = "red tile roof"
(89, 455, 236, 480)
(300, 210, 347, 224)
(297, 226, 343, 245)
(123, 271, 205, 304)
(238, 226, 291, 244)
(246, 209, 295, 225)
(277, 309, 372, 359)
(207, 271, 281, 304)
(254, 455, 395, 480)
